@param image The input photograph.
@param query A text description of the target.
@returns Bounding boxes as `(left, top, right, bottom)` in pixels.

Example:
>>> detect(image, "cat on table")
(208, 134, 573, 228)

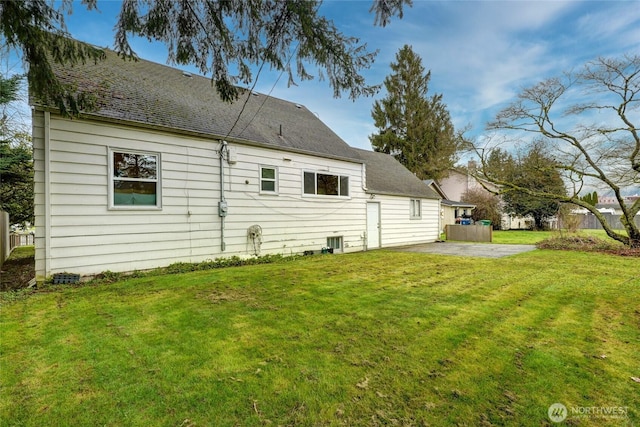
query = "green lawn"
(1, 249, 638, 426)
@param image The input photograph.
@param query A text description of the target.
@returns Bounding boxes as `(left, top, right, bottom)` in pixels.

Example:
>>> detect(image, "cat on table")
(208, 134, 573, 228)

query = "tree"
(369, 45, 461, 181)
(1, 72, 34, 225)
(0, 73, 21, 106)
(502, 143, 567, 230)
(0, 132, 34, 226)
(0, 0, 411, 115)
(579, 191, 598, 207)
(474, 54, 640, 247)
(461, 188, 503, 230)
(483, 147, 516, 182)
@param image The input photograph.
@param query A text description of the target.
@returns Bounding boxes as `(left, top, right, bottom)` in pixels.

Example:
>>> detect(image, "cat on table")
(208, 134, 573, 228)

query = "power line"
(224, 4, 294, 139)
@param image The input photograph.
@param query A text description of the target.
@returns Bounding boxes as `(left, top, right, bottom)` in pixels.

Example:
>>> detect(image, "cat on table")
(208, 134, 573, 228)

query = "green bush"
(88, 254, 301, 285)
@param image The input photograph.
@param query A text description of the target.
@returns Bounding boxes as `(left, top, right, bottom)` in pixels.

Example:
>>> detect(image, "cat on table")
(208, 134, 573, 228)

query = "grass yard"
(1, 249, 639, 426)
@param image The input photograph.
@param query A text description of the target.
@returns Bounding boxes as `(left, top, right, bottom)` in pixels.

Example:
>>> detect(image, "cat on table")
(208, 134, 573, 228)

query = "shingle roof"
(353, 148, 440, 199)
(39, 49, 359, 161)
(38, 49, 443, 199)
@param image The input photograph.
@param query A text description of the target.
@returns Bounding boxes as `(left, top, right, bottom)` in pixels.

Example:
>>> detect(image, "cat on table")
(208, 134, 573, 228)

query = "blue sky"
(5, 1, 640, 153)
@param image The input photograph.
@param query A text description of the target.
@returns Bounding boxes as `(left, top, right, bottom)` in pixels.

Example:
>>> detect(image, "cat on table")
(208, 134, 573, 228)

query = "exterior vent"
(182, 71, 192, 78)
(52, 273, 80, 284)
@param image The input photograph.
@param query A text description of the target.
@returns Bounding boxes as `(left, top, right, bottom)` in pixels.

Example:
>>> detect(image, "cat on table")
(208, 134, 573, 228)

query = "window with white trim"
(410, 199, 421, 219)
(327, 236, 343, 252)
(303, 171, 349, 197)
(110, 149, 161, 208)
(260, 166, 278, 194)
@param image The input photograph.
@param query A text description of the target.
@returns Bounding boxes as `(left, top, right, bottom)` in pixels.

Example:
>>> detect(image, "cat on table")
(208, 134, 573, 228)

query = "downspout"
(219, 140, 228, 251)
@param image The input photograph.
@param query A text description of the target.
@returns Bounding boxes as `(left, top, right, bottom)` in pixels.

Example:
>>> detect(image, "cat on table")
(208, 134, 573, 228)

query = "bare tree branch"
(478, 54, 640, 247)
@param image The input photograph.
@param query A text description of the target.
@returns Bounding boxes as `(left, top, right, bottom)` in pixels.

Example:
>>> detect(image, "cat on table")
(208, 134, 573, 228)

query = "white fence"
(1, 209, 35, 266)
(10, 233, 35, 249)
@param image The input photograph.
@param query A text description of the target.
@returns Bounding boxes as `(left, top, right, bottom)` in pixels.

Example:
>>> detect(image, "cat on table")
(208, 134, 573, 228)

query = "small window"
(327, 236, 343, 252)
(410, 199, 421, 219)
(260, 166, 278, 193)
(303, 171, 349, 197)
(110, 150, 161, 208)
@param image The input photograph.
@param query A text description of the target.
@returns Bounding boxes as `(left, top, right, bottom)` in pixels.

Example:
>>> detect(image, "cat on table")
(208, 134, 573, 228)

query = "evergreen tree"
(0, 0, 411, 115)
(0, 132, 34, 226)
(579, 191, 598, 207)
(1, 74, 33, 225)
(483, 142, 566, 230)
(369, 45, 460, 181)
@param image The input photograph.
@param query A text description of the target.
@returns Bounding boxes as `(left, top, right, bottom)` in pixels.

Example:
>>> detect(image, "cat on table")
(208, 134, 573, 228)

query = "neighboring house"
(423, 179, 475, 231)
(439, 163, 536, 230)
(31, 48, 439, 280)
(440, 200, 476, 228)
(438, 167, 484, 201)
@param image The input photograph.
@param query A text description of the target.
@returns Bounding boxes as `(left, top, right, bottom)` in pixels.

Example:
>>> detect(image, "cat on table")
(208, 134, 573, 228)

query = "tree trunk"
(628, 229, 640, 249)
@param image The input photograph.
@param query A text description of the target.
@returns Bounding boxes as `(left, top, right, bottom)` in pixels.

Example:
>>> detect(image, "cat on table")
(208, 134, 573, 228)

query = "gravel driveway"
(390, 242, 537, 258)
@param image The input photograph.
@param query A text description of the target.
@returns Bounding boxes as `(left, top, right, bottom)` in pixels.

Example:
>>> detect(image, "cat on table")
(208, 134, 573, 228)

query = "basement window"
(327, 236, 343, 252)
(109, 149, 161, 209)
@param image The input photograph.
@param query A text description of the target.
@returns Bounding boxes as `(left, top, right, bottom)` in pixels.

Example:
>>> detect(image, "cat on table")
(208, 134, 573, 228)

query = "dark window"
(304, 172, 349, 197)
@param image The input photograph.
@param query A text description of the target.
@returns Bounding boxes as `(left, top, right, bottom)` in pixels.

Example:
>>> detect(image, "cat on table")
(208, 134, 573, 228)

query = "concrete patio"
(390, 241, 537, 258)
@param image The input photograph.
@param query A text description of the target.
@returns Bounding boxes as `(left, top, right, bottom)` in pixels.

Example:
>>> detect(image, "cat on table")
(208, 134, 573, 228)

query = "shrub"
(86, 254, 302, 286)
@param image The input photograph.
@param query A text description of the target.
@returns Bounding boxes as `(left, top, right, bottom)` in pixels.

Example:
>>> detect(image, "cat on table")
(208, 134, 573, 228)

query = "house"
(354, 149, 440, 248)
(439, 163, 536, 230)
(423, 179, 475, 231)
(31, 48, 440, 280)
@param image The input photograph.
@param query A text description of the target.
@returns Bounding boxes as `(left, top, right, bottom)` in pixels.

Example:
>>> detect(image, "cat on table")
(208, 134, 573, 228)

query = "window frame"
(327, 236, 344, 253)
(302, 171, 350, 198)
(108, 148, 162, 210)
(259, 165, 278, 195)
(410, 199, 422, 219)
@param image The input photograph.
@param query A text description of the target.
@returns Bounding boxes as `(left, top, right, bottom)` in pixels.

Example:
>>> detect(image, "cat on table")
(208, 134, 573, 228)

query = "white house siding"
(441, 206, 456, 230)
(211, 143, 366, 256)
(377, 195, 440, 248)
(33, 112, 367, 278)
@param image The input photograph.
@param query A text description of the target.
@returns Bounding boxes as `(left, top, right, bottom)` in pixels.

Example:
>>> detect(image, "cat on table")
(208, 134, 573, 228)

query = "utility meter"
(218, 200, 228, 217)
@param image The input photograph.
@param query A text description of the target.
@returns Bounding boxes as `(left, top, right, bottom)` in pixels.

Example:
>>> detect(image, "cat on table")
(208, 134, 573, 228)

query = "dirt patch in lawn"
(536, 236, 640, 257)
(1, 247, 35, 291)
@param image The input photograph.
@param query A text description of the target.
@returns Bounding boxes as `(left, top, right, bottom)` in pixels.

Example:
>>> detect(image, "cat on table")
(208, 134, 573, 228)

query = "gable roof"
(36, 48, 359, 162)
(353, 149, 440, 199)
(423, 179, 448, 199)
